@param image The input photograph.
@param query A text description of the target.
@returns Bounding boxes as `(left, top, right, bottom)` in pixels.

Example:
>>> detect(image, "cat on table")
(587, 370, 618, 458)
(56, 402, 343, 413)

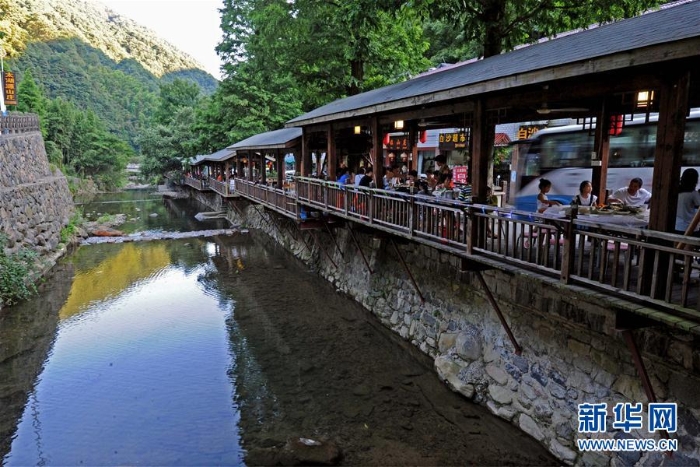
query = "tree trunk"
(349, 58, 364, 96)
(481, 0, 506, 58)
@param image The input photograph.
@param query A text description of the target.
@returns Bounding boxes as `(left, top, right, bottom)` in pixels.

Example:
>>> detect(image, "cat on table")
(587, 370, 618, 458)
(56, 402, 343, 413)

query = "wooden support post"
(642, 70, 690, 297)
(470, 101, 493, 251)
(592, 99, 611, 203)
(301, 128, 312, 177)
(276, 149, 283, 188)
(327, 124, 336, 181)
(371, 117, 382, 188)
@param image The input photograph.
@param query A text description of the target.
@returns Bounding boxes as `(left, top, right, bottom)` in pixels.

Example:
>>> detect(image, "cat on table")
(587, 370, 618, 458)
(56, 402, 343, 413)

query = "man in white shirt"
(608, 177, 651, 207)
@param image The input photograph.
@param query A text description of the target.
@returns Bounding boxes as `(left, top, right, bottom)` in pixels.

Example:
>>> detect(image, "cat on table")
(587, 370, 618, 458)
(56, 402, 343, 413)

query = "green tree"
(416, 0, 663, 58)
(154, 79, 201, 125)
(140, 106, 197, 179)
(15, 69, 48, 133)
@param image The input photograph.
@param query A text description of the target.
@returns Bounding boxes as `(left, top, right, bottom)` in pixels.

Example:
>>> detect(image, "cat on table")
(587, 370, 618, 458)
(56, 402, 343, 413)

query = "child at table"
(572, 180, 598, 207)
(537, 178, 562, 213)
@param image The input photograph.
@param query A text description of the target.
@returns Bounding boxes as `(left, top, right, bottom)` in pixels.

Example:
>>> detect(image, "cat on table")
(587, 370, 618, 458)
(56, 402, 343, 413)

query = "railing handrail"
(228, 175, 700, 323)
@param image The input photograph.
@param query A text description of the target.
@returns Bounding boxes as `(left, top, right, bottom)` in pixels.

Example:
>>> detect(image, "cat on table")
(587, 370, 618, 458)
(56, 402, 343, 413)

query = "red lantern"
(383, 133, 391, 146)
(609, 115, 624, 136)
(419, 130, 427, 144)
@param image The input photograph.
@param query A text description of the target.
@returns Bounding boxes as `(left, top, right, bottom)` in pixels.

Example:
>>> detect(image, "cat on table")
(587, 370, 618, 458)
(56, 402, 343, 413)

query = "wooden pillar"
(301, 129, 312, 176)
(642, 70, 690, 298)
(327, 124, 336, 181)
(648, 71, 690, 233)
(592, 100, 611, 203)
(471, 101, 494, 202)
(260, 153, 266, 184)
(371, 116, 382, 187)
(236, 154, 242, 178)
(409, 123, 418, 172)
(246, 151, 253, 181)
(276, 149, 283, 187)
(469, 101, 493, 253)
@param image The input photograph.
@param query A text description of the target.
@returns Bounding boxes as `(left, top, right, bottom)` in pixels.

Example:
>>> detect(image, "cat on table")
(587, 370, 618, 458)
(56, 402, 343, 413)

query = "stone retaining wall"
(206, 192, 700, 465)
(0, 132, 73, 255)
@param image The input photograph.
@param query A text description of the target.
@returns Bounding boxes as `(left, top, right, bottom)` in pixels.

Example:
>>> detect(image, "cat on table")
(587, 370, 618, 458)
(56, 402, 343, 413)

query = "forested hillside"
(0, 0, 219, 189)
(0, 0, 217, 145)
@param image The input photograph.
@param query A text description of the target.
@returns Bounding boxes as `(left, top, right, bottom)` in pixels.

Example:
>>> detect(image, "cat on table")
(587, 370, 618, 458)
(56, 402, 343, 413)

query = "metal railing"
(228, 176, 700, 321)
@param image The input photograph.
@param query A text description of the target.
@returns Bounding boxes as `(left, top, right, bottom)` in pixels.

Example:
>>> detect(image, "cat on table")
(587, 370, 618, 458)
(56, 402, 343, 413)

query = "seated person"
(572, 180, 598, 207)
(607, 177, 651, 207)
(675, 168, 700, 236)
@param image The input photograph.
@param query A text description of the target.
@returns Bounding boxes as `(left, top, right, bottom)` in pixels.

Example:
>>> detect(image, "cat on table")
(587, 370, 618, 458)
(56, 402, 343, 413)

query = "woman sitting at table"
(572, 180, 598, 206)
(675, 168, 700, 236)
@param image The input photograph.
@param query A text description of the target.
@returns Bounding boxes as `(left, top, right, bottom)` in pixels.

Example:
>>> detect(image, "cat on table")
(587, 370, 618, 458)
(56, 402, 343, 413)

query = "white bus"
(513, 111, 700, 211)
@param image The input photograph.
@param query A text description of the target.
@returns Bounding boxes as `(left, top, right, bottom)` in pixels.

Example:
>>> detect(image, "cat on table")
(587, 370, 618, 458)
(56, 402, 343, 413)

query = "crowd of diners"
(536, 170, 700, 237)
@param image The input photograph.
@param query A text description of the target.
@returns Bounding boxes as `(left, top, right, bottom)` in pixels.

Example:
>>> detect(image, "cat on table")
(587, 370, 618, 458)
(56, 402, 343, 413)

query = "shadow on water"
(0, 262, 75, 460)
(201, 235, 558, 466)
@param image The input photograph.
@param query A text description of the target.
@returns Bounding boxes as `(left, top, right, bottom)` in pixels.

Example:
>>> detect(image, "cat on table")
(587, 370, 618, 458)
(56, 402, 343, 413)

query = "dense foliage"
(191, 0, 662, 159)
(0, 234, 38, 306)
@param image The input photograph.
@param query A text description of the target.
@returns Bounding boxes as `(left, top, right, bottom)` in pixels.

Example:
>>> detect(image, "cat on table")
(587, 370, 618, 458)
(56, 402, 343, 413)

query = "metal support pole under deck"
(311, 229, 337, 269)
(323, 221, 344, 259)
(390, 238, 424, 303)
(347, 225, 373, 274)
(475, 271, 522, 356)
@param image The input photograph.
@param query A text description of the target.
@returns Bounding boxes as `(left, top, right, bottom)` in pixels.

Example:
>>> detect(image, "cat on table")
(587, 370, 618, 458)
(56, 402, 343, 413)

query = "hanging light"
(383, 133, 391, 146)
(636, 90, 654, 109)
(354, 125, 361, 135)
(419, 130, 427, 144)
(394, 120, 404, 130)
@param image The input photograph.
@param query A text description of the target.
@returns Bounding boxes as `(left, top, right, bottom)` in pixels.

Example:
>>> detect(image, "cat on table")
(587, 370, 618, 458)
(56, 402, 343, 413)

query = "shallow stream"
(0, 191, 555, 465)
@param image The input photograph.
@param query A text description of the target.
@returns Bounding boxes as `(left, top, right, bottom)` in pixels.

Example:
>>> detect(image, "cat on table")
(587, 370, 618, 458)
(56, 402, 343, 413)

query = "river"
(0, 190, 556, 466)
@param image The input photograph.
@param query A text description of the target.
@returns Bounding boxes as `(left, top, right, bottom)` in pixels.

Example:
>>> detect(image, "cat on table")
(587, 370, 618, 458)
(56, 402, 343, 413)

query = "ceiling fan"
(536, 102, 589, 115)
(417, 118, 445, 127)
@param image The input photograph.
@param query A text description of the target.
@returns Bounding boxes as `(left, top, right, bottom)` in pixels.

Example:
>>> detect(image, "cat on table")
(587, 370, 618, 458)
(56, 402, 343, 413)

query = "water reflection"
(0, 262, 74, 460)
(3, 240, 244, 466)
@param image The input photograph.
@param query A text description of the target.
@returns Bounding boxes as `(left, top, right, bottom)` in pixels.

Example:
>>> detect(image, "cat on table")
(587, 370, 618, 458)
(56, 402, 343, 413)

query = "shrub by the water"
(0, 234, 38, 306)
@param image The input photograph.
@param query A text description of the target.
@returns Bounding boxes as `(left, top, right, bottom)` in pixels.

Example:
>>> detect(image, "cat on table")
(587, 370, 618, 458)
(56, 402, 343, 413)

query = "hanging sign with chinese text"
(385, 135, 410, 151)
(3, 72, 17, 106)
(438, 131, 468, 150)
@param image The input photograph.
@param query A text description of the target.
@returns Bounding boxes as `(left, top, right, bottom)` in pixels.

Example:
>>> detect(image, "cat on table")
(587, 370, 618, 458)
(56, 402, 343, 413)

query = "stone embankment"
(0, 131, 73, 256)
(217, 198, 700, 467)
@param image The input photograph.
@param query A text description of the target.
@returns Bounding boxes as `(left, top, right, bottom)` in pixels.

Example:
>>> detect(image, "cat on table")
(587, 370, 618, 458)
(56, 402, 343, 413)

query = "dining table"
(541, 205, 649, 229)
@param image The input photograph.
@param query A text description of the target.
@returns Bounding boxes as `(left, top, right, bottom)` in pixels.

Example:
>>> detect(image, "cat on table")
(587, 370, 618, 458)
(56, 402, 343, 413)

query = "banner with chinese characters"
(517, 125, 546, 140)
(452, 165, 468, 185)
(386, 135, 410, 151)
(3, 72, 17, 106)
(438, 131, 468, 150)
